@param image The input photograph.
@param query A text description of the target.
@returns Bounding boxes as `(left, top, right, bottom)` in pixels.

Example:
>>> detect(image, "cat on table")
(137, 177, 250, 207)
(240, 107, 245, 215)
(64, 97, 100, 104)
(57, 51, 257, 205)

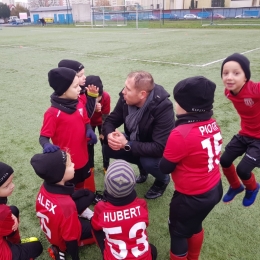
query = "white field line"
(1, 44, 259, 67)
(201, 47, 260, 67)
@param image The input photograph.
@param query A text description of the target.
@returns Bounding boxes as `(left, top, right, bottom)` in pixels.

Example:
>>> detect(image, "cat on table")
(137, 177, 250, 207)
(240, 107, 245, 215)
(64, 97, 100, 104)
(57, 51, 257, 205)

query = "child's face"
(77, 69, 86, 87)
(63, 76, 81, 100)
(0, 174, 15, 197)
(222, 61, 247, 95)
(63, 155, 75, 182)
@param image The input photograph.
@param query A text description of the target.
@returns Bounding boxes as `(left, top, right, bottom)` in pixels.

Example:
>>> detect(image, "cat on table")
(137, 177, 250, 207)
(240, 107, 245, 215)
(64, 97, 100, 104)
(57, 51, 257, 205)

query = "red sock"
(222, 164, 241, 189)
(187, 229, 204, 260)
(170, 252, 187, 260)
(242, 173, 257, 191)
(6, 229, 21, 244)
(83, 168, 96, 192)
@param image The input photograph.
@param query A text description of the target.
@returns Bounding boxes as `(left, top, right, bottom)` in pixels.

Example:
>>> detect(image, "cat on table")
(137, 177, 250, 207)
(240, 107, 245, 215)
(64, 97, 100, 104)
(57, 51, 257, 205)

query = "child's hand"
(95, 103, 102, 112)
(86, 84, 99, 96)
(11, 214, 18, 231)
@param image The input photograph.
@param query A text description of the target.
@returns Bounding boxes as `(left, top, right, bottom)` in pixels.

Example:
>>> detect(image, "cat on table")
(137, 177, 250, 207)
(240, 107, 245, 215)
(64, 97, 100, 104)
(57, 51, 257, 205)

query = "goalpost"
(91, 4, 161, 29)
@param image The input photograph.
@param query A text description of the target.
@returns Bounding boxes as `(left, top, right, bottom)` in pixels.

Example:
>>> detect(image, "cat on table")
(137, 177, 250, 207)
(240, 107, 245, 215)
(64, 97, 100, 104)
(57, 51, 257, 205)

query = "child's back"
(91, 160, 157, 260)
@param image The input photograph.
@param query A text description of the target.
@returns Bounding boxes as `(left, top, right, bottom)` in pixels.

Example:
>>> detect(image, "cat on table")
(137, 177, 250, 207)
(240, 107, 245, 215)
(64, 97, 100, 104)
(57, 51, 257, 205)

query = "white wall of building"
(230, 0, 252, 7)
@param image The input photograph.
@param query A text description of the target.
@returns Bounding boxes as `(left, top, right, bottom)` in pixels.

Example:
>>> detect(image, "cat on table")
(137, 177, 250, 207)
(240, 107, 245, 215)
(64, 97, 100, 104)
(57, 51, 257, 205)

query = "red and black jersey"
(163, 118, 222, 195)
(35, 183, 81, 252)
(0, 205, 13, 260)
(225, 80, 260, 139)
(90, 92, 111, 126)
(91, 198, 153, 260)
(40, 102, 90, 169)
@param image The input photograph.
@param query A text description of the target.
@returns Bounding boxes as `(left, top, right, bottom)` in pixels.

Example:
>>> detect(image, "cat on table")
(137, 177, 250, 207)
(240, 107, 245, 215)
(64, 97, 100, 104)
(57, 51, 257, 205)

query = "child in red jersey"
(86, 75, 111, 175)
(91, 159, 157, 260)
(220, 53, 260, 207)
(31, 150, 96, 260)
(39, 67, 97, 190)
(58, 59, 98, 118)
(159, 76, 223, 260)
(0, 162, 43, 260)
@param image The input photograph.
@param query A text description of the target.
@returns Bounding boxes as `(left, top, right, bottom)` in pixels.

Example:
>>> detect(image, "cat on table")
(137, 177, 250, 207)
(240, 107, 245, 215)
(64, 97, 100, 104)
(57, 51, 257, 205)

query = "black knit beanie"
(58, 59, 84, 73)
(174, 76, 216, 112)
(85, 75, 103, 96)
(48, 67, 76, 96)
(0, 162, 13, 186)
(31, 150, 67, 184)
(221, 53, 251, 82)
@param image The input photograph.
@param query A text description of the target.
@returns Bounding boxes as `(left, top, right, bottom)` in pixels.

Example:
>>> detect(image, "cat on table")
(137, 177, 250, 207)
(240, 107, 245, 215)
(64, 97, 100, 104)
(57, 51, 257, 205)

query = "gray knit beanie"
(104, 160, 136, 198)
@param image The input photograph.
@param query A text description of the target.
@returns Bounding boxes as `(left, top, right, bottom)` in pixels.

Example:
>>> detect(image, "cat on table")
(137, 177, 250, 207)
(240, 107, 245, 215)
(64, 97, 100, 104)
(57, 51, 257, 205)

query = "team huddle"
(0, 53, 259, 260)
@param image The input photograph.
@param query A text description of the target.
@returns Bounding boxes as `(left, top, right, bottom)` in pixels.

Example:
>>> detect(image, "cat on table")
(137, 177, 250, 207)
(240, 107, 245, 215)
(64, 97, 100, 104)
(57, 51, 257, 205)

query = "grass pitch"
(1, 26, 260, 260)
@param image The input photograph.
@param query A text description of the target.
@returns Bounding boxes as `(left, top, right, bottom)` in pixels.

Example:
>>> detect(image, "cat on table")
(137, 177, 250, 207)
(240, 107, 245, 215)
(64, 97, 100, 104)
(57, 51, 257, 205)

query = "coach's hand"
(43, 143, 60, 153)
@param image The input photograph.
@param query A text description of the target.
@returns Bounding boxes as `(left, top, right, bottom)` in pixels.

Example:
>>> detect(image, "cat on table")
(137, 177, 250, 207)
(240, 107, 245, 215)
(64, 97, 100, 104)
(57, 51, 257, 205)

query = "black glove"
(43, 143, 60, 153)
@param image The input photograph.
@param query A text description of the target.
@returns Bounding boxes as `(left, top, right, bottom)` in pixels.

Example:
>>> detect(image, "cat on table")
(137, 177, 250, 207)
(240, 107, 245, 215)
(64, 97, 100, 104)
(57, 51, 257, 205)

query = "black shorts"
(225, 134, 260, 167)
(169, 180, 223, 238)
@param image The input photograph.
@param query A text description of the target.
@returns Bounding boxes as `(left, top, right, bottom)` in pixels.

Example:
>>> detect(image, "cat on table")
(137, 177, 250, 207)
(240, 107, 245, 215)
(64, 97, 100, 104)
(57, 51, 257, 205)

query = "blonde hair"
(127, 71, 154, 93)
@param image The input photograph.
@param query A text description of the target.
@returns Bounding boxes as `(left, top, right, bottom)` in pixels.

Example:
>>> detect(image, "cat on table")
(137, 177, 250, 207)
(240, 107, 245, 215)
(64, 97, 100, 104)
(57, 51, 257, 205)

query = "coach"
(102, 71, 175, 199)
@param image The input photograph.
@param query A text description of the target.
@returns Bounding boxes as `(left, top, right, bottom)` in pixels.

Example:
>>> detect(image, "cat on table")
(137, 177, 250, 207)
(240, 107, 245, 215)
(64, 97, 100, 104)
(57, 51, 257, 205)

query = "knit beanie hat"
(104, 160, 136, 198)
(174, 76, 216, 112)
(48, 67, 77, 96)
(0, 162, 14, 187)
(85, 75, 103, 96)
(221, 53, 251, 82)
(30, 150, 67, 184)
(58, 59, 84, 73)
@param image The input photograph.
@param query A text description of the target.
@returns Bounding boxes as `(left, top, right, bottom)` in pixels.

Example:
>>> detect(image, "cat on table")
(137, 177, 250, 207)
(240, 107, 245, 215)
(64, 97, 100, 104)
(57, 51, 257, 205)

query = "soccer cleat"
(21, 237, 39, 243)
(242, 183, 260, 207)
(145, 178, 170, 199)
(93, 190, 105, 205)
(48, 245, 65, 260)
(222, 184, 244, 203)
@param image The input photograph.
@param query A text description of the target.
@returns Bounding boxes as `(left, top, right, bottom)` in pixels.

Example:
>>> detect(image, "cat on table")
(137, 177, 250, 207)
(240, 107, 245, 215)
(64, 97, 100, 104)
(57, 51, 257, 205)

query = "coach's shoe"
(136, 169, 148, 184)
(48, 245, 65, 260)
(222, 184, 244, 203)
(145, 178, 170, 199)
(242, 183, 260, 207)
(21, 237, 39, 243)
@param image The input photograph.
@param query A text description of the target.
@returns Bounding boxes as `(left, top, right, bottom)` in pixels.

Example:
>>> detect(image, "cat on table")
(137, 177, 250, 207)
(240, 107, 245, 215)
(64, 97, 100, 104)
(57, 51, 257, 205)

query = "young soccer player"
(0, 161, 43, 260)
(39, 67, 97, 190)
(160, 76, 223, 260)
(31, 150, 96, 260)
(86, 75, 111, 174)
(220, 53, 260, 207)
(58, 59, 98, 118)
(91, 159, 157, 260)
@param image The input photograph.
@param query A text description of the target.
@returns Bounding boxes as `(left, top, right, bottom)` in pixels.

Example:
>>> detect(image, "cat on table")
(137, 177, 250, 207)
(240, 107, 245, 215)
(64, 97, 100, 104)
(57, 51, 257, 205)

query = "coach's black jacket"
(103, 84, 175, 158)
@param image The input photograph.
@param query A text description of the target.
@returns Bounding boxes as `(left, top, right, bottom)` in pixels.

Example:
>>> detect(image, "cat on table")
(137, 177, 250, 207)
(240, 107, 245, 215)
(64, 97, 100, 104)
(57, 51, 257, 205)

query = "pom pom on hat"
(174, 76, 216, 113)
(104, 160, 136, 198)
(48, 67, 76, 96)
